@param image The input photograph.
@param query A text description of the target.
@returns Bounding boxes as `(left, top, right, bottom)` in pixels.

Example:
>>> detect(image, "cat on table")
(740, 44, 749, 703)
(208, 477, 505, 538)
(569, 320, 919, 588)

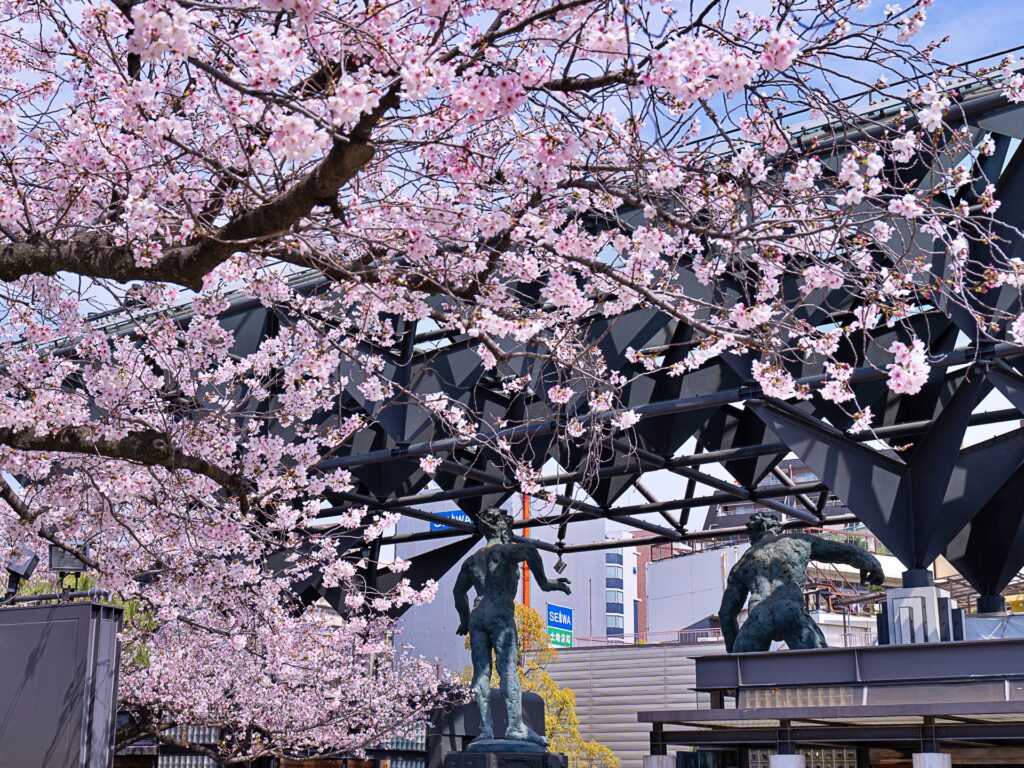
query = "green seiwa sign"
(546, 603, 573, 648)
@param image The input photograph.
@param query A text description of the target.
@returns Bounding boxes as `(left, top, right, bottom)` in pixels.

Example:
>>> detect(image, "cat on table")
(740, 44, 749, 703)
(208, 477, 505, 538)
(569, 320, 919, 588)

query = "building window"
(605, 552, 623, 565)
(605, 588, 624, 616)
(606, 562, 624, 590)
(606, 615, 624, 634)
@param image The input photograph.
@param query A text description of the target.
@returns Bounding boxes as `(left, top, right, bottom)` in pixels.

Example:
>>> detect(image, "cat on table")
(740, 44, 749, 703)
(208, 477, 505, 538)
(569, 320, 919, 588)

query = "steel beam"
(362, 405, 1022, 516)
(558, 513, 858, 554)
(379, 491, 846, 550)
(333, 491, 558, 552)
(318, 345, 1024, 472)
(609, 514, 685, 539)
(682, 406, 1023, 469)
(635, 480, 685, 531)
(759, 498, 822, 526)
(771, 465, 821, 518)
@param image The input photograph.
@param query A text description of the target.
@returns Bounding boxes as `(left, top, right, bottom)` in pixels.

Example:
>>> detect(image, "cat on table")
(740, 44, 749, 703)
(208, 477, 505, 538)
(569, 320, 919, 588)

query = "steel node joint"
(740, 383, 764, 401)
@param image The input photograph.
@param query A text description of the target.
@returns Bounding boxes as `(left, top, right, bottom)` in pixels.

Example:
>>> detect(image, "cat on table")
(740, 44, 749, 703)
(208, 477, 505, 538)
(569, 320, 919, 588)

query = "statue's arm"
(522, 545, 572, 594)
(454, 562, 473, 634)
(806, 536, 885, 585)
(719, 574, 748, 653)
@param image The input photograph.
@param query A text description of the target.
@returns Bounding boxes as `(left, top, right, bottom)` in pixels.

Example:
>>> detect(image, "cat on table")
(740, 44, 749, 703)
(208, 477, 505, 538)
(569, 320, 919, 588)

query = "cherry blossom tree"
(0, 0, 1020, 761)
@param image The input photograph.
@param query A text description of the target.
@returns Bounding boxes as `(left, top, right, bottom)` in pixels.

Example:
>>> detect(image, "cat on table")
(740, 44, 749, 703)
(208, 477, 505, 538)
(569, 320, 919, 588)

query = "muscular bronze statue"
(454, 507, 571, 747)
(720, 512, 885, 653)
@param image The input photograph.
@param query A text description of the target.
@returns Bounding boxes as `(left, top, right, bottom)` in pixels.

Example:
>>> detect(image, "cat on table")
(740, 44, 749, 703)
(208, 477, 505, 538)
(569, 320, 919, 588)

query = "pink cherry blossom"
(760, 29, 800, 71)
(612, 410, 641, 430)
(849, 407, 875, 434)
(784, 158, 821, 192)
(419, 455, 443, 475)
(0, 0, 1013, 759)
(886, 340, 930, 394)
(888, 193, 924, 219)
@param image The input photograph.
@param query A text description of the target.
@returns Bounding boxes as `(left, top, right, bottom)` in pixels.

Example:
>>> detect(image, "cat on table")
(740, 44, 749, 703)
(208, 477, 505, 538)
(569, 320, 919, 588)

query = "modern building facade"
(597, 532, 640, 641)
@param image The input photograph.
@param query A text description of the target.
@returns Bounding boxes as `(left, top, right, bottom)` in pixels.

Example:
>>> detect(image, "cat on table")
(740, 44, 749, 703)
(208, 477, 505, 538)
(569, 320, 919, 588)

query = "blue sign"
(547, 604, 573, 631)
(429, 509, 474, 531)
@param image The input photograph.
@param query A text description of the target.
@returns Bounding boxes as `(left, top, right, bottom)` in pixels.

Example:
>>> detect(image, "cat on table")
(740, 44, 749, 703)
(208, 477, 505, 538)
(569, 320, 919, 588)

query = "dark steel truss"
(83, 62, 1024, 608)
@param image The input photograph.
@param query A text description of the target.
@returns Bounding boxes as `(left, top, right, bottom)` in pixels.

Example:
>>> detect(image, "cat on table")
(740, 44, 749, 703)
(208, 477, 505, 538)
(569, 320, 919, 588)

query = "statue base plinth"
(446, 745, 568, 768)
(466, 740, 548, 753)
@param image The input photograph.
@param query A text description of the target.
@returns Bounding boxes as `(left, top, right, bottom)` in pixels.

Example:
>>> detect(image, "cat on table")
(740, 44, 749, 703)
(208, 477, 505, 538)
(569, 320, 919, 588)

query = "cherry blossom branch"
(0, 476, 101, 569)
(0, 426, 248, 511)
(0, 137, 376, 289)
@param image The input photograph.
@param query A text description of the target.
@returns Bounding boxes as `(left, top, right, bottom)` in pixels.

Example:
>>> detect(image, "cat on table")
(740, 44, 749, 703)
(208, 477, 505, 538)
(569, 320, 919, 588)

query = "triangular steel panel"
(989, 363, 1024, 414)
(698, 405, 784, 489)
(947, 463, 1024, 596)
(931, 427, 1024, 565)
(748, 398, 913, 565)
(373, 534, 482, 618)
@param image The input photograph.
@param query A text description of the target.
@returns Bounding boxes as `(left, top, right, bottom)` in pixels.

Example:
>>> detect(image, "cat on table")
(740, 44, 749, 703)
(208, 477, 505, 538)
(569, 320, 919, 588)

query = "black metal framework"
(82, 62, 1024, 611)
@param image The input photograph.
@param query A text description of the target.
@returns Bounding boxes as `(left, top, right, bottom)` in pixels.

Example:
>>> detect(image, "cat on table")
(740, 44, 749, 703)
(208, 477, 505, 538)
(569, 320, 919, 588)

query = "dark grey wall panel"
(0, 602, 122, 768)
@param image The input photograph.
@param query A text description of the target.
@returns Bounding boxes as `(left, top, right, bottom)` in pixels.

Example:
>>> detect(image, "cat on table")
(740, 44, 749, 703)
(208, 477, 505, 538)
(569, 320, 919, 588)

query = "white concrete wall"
(810, 611, 877, 646)
(528, 516, 607, 642)
(646, 545, 748, 634)
(646, 544, 903, 637)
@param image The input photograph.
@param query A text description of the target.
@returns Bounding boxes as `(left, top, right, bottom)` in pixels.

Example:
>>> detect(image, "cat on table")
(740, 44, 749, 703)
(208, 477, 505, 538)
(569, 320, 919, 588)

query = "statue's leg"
(493, 617, 546, 746)
(732, 607, 774, 653)
(783, 609, 828, 650)
(469, 626, 495, 741)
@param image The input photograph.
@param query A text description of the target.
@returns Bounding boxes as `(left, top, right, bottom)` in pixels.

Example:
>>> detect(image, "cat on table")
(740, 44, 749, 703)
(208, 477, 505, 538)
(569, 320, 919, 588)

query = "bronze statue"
(720, 512, 885, 653)
(454, 507, 571, 747)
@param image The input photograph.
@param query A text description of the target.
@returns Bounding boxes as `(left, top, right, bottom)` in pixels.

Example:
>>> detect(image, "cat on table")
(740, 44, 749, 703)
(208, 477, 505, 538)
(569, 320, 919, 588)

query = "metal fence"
(573, 629, 725, 647)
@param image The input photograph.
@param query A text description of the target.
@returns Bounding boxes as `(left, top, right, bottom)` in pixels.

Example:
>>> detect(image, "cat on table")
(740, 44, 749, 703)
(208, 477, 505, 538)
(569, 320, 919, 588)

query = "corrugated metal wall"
(543, 641, 726, 768)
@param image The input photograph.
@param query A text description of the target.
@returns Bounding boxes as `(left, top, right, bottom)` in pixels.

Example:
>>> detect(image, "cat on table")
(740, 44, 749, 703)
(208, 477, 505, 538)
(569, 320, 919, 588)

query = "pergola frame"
(74, 56, 1024, 607)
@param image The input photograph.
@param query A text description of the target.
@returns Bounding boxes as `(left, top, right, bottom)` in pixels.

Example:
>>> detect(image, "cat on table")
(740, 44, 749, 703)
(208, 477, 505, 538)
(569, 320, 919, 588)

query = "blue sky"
(925, 0, 1024, 64)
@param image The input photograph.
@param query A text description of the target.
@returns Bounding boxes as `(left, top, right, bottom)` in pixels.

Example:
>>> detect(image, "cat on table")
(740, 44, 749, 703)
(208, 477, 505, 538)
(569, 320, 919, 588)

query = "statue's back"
(467, 544, 520, 606)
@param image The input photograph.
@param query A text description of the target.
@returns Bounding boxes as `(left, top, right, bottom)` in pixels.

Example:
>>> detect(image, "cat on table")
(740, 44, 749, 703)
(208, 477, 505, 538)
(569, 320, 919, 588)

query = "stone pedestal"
(912, 754, 952, 768)
(769, 755, 806, 768)
(883, 583, 956, 644)
(446, 747, 567, 768)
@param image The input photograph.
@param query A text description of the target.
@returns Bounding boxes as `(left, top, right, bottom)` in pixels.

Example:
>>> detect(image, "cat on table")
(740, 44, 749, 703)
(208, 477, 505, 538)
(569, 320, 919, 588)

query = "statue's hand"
(456, 622, 469, 636)
(549, 577, 571, 594)
(861, 565, 885, 587)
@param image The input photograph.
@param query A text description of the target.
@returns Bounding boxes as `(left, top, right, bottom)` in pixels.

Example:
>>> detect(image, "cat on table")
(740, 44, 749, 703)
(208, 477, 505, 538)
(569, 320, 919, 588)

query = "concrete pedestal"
(446, 749, 567, 768)
(644, 756, 675, 768)
(912, 754, 952, 768)
(884, 584, 955, 644)
(769, 755, 806, 768)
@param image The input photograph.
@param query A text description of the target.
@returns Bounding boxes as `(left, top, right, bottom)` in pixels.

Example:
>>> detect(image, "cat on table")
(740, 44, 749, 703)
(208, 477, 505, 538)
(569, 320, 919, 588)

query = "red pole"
(521, 494, 531, 607)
